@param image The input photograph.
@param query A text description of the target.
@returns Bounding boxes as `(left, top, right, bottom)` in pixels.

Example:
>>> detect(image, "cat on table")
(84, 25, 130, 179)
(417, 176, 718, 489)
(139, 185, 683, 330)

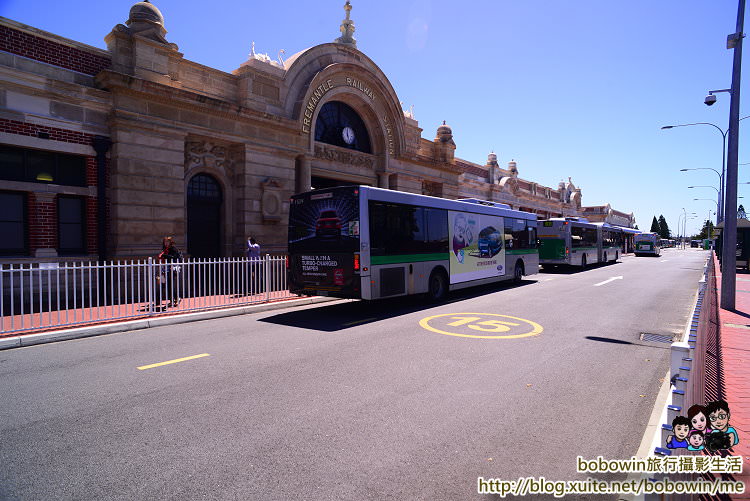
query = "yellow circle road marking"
(419, 313, 543, 339)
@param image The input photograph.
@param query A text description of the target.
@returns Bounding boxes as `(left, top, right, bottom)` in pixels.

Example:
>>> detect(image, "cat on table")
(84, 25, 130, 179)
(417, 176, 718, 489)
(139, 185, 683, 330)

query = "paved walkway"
(1, 290, 295, 336)
(714, 254, 750, 498)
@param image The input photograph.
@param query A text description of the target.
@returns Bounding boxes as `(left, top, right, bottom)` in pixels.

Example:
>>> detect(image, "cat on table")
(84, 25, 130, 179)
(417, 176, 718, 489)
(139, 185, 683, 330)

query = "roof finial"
(335, 1, 357, 47)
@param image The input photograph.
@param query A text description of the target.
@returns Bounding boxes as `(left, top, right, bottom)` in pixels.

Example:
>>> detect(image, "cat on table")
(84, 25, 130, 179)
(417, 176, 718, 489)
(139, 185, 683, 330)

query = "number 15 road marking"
(419, 313, 543, 340)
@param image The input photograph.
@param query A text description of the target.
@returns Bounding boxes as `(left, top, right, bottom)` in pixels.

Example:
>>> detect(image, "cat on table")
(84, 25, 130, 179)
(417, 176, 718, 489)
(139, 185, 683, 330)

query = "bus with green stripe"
(537, 217, 602, 269)
(287, 186, 538, 301)
(634, 232, 661, 256)
(593, 222, 624, 264)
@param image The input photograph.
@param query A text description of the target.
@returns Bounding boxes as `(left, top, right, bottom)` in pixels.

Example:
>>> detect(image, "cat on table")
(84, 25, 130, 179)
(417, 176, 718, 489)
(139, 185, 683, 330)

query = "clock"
(342, 126, 355, 145)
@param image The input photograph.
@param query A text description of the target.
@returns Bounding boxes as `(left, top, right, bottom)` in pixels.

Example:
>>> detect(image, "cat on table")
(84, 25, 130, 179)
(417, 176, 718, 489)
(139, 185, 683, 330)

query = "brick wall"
(0, 117, 94, 146)
(3, 129, 107, 257)
(28, 192, 57, 252)
(0, 24, 110, 76)
(86, 196, 97, 255)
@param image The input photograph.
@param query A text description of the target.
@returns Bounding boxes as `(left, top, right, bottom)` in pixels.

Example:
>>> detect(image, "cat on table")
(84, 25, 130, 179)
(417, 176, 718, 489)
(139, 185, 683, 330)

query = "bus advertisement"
(288, 186, 539, 301)
(448, 211, 506, 284)
(288, 186, 361, 297)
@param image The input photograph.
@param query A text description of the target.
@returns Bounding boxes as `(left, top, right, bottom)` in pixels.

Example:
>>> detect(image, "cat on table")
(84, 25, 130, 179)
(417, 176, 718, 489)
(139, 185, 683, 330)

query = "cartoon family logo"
(452, 213, 474, 264)
(666, 400, 740, 452)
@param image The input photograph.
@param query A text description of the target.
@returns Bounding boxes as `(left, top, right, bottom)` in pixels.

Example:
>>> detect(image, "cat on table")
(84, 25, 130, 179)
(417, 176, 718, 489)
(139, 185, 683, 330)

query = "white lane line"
(660, 259, 669, 263)
(593, 276, 623, 287)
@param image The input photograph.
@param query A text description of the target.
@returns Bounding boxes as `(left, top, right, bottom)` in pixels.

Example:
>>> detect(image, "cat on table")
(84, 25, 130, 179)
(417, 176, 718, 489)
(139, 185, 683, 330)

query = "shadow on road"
(585, 335, 671, 350)
(539, 261, 621, 275)
(258, 280, 536, 332)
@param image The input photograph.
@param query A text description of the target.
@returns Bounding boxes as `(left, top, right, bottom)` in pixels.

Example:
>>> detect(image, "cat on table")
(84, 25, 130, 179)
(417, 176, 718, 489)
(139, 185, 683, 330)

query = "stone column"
(295, 155, 311, 194)
(377, 172, 391, 189)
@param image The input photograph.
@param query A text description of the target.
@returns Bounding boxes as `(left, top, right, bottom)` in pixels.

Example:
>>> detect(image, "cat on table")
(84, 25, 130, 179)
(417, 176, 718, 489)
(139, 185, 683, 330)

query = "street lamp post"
(717, 0, 746, 310)
(681, 168, 722, 224)
(664, 125, 727, 222)
(679, 209, 697, 249)
(685, 215, 697, 249)
(666, 116, 750, 224)
(687, 184, 721, 225)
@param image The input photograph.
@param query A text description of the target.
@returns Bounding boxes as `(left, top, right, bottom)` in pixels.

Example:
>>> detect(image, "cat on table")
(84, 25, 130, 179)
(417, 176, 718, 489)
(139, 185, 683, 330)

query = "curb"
(0, 296, 341, 350)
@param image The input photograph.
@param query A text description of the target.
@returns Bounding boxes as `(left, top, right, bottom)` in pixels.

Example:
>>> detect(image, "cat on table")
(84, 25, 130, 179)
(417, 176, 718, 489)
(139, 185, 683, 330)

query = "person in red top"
(157, 236, 182, 308)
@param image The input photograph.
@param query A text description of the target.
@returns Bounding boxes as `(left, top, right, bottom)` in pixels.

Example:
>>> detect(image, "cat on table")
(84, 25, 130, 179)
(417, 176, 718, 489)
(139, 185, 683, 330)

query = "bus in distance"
(634, 232, 661, 256)
(287, 186, 539, 301)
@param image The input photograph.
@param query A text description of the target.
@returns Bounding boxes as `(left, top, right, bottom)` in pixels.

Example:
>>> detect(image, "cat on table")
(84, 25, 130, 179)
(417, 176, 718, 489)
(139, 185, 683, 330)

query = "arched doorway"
(187, 173, 222, 257)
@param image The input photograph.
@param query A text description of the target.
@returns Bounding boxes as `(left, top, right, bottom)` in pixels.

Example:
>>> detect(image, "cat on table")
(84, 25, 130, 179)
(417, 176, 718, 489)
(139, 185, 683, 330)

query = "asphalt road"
(0, 248, 708, 500)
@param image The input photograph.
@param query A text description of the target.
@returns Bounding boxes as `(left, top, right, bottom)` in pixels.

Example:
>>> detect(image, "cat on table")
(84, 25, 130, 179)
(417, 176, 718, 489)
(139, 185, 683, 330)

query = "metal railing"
(1, 255, 293, 335)
(688, 253, 723, 406)
(657, 253, 723, 459)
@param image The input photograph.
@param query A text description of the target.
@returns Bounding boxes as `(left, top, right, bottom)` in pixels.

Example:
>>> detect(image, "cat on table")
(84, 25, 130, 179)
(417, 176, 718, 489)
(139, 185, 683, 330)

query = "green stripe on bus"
(506, 249, 539, 255)
(572, 247, 598, 250)
(538, 238, 565, 259)
(371, 253, 449, 265)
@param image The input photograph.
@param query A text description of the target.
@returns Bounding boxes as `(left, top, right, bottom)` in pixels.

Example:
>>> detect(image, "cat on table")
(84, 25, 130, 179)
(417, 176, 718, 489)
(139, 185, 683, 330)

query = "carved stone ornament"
(186, 141, 232, 174)
(314, 144, 374, 169)
(505, 177, 519, 195)
(261, 177, 283, 223)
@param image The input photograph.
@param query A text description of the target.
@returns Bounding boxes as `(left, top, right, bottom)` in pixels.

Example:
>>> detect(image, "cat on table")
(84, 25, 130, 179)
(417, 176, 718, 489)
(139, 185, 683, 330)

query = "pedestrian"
(246, 236, 263, 293)
(157, 236, 183, 308)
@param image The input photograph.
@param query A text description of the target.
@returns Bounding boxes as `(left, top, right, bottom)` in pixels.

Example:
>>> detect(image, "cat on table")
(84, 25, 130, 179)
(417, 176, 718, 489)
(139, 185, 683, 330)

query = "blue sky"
(1, 0, 747, 235)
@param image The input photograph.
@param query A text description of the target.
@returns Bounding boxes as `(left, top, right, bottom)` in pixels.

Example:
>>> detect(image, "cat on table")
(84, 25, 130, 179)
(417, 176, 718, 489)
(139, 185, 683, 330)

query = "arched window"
(187, 174, 222, 257)
(314, 101, 372, 153)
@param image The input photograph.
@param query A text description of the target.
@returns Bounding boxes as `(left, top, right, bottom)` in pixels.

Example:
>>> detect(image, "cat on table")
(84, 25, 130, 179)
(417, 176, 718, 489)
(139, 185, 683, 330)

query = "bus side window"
(571, 226, 584, 247)
(369, 201, 387, 255)
(527, 221, 538, 249)
(584, 228, 597, 247)
(424, 208, 448, 253)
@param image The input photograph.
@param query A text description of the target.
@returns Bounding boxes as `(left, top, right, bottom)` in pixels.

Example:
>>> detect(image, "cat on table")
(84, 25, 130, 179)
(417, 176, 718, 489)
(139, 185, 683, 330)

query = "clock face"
(342, 126, 355, 145)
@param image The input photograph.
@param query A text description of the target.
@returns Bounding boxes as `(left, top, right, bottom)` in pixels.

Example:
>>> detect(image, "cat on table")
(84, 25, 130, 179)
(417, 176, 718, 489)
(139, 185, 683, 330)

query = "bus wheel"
(581, 255, 587, 269)
(427, 270, 448, 302)
(513, 261, 524, 284)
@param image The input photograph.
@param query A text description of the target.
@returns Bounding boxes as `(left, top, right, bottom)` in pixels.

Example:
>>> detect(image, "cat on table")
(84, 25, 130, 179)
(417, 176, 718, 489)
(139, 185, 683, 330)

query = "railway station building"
(0, 1, 635, 261)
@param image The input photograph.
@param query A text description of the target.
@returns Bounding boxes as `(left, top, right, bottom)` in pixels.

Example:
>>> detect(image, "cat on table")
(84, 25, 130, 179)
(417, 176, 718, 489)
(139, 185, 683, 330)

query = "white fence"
(0, 256, 293, 335)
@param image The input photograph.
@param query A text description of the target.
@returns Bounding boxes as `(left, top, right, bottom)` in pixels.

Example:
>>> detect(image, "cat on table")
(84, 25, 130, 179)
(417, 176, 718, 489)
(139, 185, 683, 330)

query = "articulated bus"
(634, 232, 661, 256)
(538, 218, 599, 268)
(288, 186, 539, 301)
(593, 222, 624, 263)
(538, 218, 623, 269)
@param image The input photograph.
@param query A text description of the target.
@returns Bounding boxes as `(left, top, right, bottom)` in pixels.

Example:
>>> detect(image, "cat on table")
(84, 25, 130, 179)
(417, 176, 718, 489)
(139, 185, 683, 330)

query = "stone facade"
(0, 2, 634, 261)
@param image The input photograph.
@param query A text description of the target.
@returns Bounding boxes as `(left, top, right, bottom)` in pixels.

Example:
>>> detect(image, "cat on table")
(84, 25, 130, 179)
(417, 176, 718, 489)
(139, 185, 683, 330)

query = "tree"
(739, 204, 747, 219)
(697, 220, 714, 240)
(657, 215, 671, 239)
(650, 216, 659, 233)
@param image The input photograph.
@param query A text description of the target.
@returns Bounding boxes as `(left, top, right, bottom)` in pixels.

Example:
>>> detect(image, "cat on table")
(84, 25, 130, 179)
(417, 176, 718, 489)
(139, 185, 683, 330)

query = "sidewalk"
(713, 254, 750, 496)
(0, 295, 339, 350)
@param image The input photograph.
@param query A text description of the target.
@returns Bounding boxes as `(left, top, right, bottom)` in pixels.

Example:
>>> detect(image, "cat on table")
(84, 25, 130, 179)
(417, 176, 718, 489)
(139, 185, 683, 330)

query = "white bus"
(288, 186, 539, 301)
(594, 222, 624, 264)
(634, 232, 661, 257)
(538, 217, 601, 269)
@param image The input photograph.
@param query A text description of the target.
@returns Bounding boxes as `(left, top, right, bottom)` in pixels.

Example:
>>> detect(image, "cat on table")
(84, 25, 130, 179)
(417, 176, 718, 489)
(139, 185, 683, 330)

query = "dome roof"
(128, 1, 164, 26)
(437, 120, 452, 135)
